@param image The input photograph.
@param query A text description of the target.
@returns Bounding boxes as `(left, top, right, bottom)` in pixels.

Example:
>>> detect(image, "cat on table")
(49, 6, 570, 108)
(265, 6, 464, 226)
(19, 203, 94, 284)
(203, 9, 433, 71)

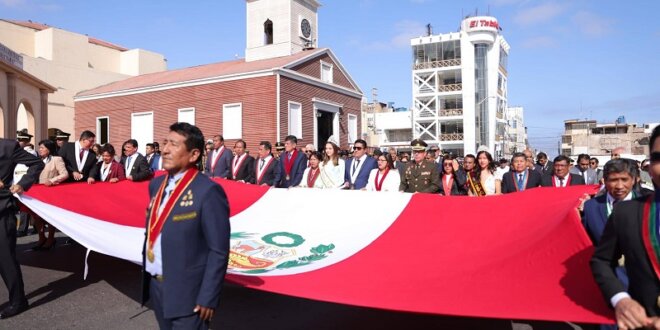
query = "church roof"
(2, 19, 128, 51)
(76, 48, 362, 99)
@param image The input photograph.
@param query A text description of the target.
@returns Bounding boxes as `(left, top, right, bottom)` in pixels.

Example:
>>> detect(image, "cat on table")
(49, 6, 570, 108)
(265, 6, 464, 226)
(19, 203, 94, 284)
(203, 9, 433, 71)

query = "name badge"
(172, 211, 197, 222)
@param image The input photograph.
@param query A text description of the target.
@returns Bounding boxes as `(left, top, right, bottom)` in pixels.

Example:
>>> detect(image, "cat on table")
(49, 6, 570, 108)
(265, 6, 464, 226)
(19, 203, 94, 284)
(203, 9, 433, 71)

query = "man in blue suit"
(277, 135, 306, 188)
(204, 135, 232, 178)
(344, 139, 377, 190)
(146, 143, 161, 171)
(142, 122, 230, 329)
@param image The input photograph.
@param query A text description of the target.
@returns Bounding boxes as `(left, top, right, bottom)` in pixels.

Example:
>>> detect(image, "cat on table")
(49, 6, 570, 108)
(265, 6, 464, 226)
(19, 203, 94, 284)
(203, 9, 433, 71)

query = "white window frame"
(96, 116, 110, 145)
(178, 107, 195, 125)
(130, 111, 154, 156)
(223, 103, 242, 139)
(348, 114, 358, 143)
(288, 101, 303, 139)
(320, 60, 333, 84)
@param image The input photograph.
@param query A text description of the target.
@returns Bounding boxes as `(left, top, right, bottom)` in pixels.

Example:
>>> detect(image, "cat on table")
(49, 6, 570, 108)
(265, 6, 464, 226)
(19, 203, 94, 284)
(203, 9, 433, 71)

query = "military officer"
(399, 139, 440, 193)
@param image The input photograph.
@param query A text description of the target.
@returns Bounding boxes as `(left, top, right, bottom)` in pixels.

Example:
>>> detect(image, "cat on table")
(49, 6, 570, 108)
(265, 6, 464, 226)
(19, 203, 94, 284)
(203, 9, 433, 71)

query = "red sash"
(512, 171, 529, 192)
(642, 194, 660, 280)
(255, 157, 274, 185)
(441, 173, 453, 195)
(146, 168, 198, 262)
(307, 168, 320, 188)
(231, 154, 248, 179)
(375, 168, 390, 191)
(552, 174, 570, 187)
(283, 150, 298, 176)
(211, 146, 226, 174)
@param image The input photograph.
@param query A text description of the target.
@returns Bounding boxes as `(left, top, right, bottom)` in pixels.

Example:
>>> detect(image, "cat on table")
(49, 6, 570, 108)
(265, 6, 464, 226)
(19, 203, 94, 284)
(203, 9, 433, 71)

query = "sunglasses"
(353, 146, 364, 151)
(651, 151, 660, 163)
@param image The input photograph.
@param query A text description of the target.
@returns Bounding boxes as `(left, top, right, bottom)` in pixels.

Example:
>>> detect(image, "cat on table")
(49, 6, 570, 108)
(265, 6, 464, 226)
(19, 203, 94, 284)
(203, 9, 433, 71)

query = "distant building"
(410, 16, 510, 157)
(0, 19, 166, 140)
(505, 106, 527, 157)
(73, 0, 362, 154)
(561, 118, 657, 159)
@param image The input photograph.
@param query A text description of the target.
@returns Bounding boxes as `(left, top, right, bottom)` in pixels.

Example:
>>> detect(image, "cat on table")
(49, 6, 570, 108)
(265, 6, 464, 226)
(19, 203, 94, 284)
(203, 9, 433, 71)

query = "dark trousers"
(16, 211, 31, 235)
(0, 212, 26, 305)
(149, 278, 207, 330)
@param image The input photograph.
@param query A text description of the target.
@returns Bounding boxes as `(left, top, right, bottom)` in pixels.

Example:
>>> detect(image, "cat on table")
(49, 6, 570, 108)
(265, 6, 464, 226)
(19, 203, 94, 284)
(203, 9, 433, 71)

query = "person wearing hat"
(399, 139, 440, 193)
(273, 142, 285, 160)
(15, 129, 37, 237)
(16, 129, 36, 157)
(53, 129, 71, 154)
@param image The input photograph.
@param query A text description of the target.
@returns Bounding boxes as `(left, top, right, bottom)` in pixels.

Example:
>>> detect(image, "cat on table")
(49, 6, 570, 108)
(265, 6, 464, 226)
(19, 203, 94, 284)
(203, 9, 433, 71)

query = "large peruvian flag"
(19, 179, 614, 324)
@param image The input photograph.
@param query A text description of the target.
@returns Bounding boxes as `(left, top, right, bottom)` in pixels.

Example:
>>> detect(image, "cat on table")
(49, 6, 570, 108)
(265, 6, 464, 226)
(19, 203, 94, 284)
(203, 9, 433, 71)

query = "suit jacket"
(0, 139, 43, 211)
(277, 150, 307, 188)
(142, 170, 230, 318)
(591, 195, 660, 316)
(147, 153, 161, 171)
(344, 156, 378, 190)
(58, 141, 97, 181)
(121, 153, 152, 182)
(205, 146, 232, 178)
(541, 173, 585, 187)
(250, 156, 281, 186)
(534, 161, 554, 177)
(89, 160, 126, 182)
(228, 154, 254, 182)
(501, 169, 542, 193)
(38, 156, 68, 185)
(438, 172, 467, 196)
(570, 166, 599, 185)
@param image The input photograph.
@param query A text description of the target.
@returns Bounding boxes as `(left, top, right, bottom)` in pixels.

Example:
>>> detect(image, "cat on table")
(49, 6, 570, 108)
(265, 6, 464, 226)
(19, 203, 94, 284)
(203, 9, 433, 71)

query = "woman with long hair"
(32, 139, 69, 250)
(319, 137, 345, 188)
(438, 155, 467, 196)
(472, 150, 501, 195)
(365, 153, 401, 191)
(298, 151, 324, 188)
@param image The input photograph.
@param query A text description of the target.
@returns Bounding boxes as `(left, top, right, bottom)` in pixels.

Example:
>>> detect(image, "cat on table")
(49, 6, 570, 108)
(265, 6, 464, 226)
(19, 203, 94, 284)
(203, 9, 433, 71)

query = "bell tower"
(245, 0, 320, 62)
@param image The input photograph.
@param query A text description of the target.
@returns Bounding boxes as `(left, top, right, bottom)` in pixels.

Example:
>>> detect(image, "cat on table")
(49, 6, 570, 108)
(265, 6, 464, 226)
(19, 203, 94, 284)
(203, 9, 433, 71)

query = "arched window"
(264, 19, 273, 45)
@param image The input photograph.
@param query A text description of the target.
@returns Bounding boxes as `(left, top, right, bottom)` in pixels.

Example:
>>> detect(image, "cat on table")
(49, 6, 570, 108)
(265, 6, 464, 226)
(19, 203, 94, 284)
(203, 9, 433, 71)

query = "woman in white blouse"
(319, 137, 345, 189)
(472, 149, 502, 196)
(298, 151, 325, 188)
(33, 139, 68, 250)
(365, 153, 401, 192)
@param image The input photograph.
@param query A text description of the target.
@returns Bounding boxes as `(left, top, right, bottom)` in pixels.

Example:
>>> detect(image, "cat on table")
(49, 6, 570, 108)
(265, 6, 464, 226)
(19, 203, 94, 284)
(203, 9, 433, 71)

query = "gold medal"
(147, 248, 155, 263)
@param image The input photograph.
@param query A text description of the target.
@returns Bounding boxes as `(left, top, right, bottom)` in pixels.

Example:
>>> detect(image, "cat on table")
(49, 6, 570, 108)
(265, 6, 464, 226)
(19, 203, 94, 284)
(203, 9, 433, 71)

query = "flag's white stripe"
(19, 195, 144, 264)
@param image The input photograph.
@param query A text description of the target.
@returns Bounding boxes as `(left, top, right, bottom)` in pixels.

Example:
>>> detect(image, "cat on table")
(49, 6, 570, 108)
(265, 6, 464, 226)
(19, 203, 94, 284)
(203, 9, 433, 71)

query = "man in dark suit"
(251, 141, 280, 186)
(228, 140, 254, 183)
(145, 143, 161, 171)
(534, 152, 553, 177)
(541, 155, 585, 187)
(121, 139, 152, 182)
(343, 139, 377, 190)
(277, 135, 306, 188)
(205, 135, 232, 178)
(570, 153, 599, 185)
(142, 122, 230, 329)
(0, 139, 44, 318)
(501, 152, 542, 193)
(591, 125, 660, 329)
(58, 130, 97, 182)
(590, 157, 603, 183)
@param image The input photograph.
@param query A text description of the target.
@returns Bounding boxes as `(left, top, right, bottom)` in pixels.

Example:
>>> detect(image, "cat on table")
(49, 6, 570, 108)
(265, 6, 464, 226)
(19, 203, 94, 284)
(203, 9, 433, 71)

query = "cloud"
(571, 11, 614, 38)
(513, 2, 568, 26)
(520, 36, 559, 49)
(0, 0, 26, 7)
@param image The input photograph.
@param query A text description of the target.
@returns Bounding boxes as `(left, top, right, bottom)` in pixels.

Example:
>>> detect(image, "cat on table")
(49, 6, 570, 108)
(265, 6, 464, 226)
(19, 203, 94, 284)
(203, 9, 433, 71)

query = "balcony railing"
(440, 133, 464, 141)
(439, 108, 463, 117)
(438, 83, 462, 92)
(413, 58, 462, 70)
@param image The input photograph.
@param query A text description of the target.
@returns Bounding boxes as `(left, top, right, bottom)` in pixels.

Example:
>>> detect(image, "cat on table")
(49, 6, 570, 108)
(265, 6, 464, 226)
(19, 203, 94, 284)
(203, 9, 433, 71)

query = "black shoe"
(30, 240, 46, 251)
(16, 232, 27, 238)
(0, 301, 29, 319)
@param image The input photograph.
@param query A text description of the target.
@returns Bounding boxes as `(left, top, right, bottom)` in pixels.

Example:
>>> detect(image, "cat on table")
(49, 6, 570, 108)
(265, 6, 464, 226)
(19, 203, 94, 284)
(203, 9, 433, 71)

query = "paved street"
(0, 233, 593, 329)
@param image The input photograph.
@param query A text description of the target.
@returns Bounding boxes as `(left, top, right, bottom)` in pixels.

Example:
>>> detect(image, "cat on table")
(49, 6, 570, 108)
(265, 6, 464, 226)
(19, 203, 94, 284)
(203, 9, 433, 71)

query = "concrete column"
(6, 73, 16, 139)
(37, 89, 48, 142)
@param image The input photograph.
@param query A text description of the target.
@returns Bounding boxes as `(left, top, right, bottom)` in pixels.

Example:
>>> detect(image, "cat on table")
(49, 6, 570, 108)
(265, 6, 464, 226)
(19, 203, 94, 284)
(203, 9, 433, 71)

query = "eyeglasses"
(353, 146, 364, 151)
(377, 158, 387, 162)
(443, 163, 453, 167)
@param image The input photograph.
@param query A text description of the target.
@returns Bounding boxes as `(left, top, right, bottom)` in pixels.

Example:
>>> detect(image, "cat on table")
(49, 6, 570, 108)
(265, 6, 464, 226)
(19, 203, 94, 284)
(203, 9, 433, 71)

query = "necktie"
(79, 149, 85, 162)
(288, 152, 292, 161)
(260, 159, 265, 170)
(353, 159, 360, 172)
(518, 173, 524, 189)
(125, 156, 132, 172)
(559, 177, 564, 187)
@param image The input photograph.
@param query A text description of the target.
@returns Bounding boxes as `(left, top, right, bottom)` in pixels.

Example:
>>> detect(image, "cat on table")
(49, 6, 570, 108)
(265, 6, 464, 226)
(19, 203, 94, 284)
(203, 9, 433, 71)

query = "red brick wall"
(75, 76, 278, 155)
(280, 76, 361, 149)
(290, 54, 354, 90)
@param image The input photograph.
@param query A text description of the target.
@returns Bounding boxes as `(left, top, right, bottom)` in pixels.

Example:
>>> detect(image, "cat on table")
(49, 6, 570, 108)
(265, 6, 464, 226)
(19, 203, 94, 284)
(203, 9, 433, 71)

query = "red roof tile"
(3, 19, 128, 51)
(77, 48, 329, 97)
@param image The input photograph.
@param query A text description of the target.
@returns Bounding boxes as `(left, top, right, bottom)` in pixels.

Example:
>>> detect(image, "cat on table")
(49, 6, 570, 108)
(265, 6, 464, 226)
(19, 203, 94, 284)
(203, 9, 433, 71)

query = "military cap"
(410, 139, 427, 151)
(275, 142, 285, 151)
(55, 129, 71, 139)
(16, 129, 33, 140)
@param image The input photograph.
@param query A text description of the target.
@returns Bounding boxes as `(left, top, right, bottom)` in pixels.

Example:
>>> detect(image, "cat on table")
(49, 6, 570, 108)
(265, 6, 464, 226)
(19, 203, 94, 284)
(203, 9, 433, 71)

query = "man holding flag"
(142, 122, 230, 329)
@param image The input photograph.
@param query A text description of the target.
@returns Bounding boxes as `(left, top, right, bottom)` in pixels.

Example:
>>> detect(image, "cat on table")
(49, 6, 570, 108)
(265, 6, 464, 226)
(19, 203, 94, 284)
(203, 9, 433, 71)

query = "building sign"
(463, 16, 500, 34)
(0, 42, 24, 69)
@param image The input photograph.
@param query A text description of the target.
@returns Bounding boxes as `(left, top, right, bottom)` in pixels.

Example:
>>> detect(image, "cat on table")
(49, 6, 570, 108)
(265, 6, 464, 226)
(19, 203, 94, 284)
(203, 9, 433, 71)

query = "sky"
(2, 0, 659, 155)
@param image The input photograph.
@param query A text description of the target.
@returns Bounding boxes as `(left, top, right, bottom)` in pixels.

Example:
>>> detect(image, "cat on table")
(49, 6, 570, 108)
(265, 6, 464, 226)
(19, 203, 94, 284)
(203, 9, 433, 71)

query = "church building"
(74, 0, 363, 154)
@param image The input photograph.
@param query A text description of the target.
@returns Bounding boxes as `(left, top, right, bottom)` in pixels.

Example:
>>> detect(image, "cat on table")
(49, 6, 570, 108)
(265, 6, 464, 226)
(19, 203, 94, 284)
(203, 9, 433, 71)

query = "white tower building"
(411, 16, 510, 157)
